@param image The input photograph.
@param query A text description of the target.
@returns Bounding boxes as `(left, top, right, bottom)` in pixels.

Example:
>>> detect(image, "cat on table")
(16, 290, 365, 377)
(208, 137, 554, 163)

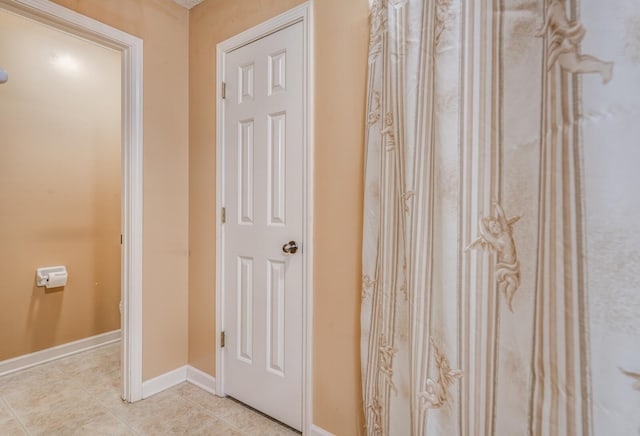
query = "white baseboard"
(143, 366, 333, 436)
(142, 365, 187, 399)
(309, 424, 335, 436)
(186, 365, 216, 395)
(0, 330, 121, 377)
(141, 364, 217, 399)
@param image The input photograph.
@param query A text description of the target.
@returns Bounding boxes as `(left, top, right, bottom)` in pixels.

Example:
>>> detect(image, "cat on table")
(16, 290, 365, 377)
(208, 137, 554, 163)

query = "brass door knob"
(282, 241, 299, 255)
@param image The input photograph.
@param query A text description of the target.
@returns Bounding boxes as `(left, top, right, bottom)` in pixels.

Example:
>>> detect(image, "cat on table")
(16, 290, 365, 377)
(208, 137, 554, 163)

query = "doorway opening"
(0, 0, 143, 401)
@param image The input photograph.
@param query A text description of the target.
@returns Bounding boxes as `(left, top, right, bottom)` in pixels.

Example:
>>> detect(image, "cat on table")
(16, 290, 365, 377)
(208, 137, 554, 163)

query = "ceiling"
(171, 0, 206, 9)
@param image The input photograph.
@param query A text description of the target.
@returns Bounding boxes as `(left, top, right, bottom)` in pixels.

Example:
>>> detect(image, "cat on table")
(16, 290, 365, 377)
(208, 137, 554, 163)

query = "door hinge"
(120, 234, 123, 245)
(220, 331, 225, 348)
(221, 82, 226, 99)
(221, 207, 226, 224)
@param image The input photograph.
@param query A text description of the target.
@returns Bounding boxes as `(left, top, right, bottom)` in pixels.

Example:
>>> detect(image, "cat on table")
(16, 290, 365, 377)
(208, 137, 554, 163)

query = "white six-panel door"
(222, 21, 304, 430)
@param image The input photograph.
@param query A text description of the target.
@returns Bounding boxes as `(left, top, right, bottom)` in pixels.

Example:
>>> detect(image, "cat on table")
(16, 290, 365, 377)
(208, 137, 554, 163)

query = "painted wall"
(188, 0, 369, 434)
(49, 0, 190, 381)
(312, 1, 369, 433)
(0, 9, 121, 360)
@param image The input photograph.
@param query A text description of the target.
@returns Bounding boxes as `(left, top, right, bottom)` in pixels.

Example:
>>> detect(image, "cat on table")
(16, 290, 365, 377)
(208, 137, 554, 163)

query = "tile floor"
(0, 342, 299, 435)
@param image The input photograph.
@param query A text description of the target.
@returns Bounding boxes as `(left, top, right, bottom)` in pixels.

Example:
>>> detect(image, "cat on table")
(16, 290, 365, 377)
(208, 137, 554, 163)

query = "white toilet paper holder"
(36, 266, 67, 287)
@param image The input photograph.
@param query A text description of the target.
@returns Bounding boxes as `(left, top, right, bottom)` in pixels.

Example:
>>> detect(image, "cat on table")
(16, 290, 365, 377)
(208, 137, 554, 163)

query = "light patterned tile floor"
(0, 343, 300, 435)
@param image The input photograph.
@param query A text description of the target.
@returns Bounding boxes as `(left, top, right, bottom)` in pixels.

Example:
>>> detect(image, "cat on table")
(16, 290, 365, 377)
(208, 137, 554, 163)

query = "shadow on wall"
(25, 284, 64, 352)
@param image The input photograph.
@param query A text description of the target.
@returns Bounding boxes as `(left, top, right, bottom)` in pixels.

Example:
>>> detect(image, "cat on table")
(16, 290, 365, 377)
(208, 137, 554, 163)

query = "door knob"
(282, 241, 299, 255)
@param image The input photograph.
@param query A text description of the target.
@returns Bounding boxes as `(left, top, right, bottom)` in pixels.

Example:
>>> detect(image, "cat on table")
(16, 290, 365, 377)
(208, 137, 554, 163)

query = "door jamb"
(215, 2, 314, 432)
(0, 0, 144, 402)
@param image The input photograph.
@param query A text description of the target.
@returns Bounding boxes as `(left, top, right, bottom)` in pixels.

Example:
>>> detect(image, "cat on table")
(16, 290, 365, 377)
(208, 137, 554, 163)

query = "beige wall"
(49, 0, 190, 381)
(312, 2, 368, 433)
(0, 10, 121, 360)
(188, 0, 369, 433)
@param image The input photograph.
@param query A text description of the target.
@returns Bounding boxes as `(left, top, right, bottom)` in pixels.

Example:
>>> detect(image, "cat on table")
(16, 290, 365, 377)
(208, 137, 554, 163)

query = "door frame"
(215, 2, 314, 432)
(0, 0, 144, 402)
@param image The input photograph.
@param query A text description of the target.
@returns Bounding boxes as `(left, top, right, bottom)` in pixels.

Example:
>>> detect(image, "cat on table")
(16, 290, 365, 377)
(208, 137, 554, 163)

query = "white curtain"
(361, 0, 640, 435)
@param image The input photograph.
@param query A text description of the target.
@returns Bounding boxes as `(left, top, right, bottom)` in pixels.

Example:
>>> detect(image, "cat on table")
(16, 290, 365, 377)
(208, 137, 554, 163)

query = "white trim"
(304, 4, 315, 435)
(0, 330, 121, 377)
(186, 365, 217, 395)
(0, 0, 143, 403)
(216, 3, 309, 52)
(214, 27, 226, 400)
(142, 365, 187, 399)
(142, 365, 216, 399)
(215, 2, 314, 433)
(171, 0, 205, 10)
(308, 425, 335, 436)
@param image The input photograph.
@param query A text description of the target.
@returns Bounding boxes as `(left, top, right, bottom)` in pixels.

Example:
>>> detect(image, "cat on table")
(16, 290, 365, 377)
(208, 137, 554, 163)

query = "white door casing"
(219, 18, 307, 431)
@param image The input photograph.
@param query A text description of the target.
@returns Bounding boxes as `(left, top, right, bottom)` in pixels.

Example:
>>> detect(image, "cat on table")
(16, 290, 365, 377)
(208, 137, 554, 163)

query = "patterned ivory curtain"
(361, 0, 640, 435)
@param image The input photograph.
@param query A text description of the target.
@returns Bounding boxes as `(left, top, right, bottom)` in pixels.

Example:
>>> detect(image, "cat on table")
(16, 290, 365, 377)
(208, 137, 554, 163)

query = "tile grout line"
(102, 403, 144, 436)
(66, 347, 143, 435)
(4, 342, 291, 436)
(45, 343, 141, 435)
(82, 381, 143, 436)
(1, 395, 32, 436)
(180, 383, 298, 435)
(178, 385, 251, 434)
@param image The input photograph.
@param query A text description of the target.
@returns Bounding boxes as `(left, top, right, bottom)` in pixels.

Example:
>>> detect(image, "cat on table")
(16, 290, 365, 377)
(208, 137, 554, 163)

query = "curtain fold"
(362, 1, 462, 434)
(361, 0, 640, 435)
